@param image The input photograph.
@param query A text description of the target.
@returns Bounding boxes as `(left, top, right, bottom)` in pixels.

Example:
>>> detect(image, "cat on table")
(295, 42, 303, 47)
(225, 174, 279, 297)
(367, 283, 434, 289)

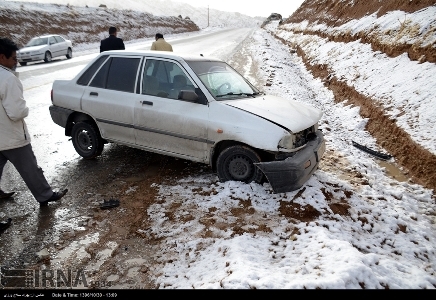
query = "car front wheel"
(66, 48, 72, 59)
(71, 121, 104, 159)
(44, 51, 52, 63)
(216, 145, 264, 184)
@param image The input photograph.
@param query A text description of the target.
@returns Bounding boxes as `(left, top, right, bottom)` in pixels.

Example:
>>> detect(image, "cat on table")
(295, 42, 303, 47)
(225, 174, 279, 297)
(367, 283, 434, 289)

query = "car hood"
(18, 45, 46, 53)
(224, 94, 323, 133)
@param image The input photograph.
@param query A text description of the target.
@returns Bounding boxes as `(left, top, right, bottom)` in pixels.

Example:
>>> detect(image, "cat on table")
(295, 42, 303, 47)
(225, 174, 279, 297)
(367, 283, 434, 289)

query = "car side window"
(54, 36, 64, 43)
(77, 56, 108, 86)
(38, 38, 48, 46)
(142, 59, 170, 97)
(142, 59, 195, 100)
(89, 59, 110, 88)
(89, 57, 141, 93)
(49, 36, 57, 45)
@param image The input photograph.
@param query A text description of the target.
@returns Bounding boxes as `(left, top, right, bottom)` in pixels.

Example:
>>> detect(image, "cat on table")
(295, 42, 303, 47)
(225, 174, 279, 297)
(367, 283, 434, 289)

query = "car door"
(54, 35, 68, 56)
(48, 36, 62, 58)
(134, 58, 210, 162)
(81, 55, 142, 145)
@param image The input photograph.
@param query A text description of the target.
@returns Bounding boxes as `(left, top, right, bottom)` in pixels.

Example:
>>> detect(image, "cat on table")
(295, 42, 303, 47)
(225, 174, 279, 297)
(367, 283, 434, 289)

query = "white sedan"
(17, 34, 73, 66)
(49, 51, 325, 193)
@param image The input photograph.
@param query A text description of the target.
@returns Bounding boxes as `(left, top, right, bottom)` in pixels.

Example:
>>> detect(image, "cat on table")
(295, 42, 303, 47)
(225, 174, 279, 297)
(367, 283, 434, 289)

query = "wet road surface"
(0, 28, 254, 285)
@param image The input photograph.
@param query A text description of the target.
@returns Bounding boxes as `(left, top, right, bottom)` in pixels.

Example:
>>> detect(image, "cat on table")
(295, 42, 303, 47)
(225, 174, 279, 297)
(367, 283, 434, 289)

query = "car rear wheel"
(71, 121, 104, 159)
(216, 145, 264, 184)
(44, 51, 52, 63)
(66, 48, 72, 59)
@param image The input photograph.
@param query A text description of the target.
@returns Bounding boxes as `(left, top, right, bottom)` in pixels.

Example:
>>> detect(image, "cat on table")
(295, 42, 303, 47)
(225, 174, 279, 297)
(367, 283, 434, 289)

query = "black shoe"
(39, 189, 68, 206)
(0, 218, 12, 232)
(0, 190, 15, 199)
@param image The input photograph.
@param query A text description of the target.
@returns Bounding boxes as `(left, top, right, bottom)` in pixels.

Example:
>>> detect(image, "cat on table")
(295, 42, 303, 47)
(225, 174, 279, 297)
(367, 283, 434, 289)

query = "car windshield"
(25, 37, 48, 47)
(186, 60, 261, 100)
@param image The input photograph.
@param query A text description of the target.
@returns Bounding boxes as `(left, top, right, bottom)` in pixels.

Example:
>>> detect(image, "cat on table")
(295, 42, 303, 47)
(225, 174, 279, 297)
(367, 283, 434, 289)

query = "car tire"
(44, 51, 52, 63)
(66, 48, 72, 59)
(71, 121, 104, 159)
(216, 145, 264, 184)
(19, 62, 27, 66)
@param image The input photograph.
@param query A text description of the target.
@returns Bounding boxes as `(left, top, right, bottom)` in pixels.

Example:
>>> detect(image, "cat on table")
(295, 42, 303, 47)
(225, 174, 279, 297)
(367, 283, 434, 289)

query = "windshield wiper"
(216, 92, 259, 98)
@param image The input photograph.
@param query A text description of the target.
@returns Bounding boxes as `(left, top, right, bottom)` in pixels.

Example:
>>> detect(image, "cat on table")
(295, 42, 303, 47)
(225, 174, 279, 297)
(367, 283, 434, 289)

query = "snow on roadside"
(146, 27, 436, 289)
(271, 19, 436, 156)
(285, 6, 436, 48)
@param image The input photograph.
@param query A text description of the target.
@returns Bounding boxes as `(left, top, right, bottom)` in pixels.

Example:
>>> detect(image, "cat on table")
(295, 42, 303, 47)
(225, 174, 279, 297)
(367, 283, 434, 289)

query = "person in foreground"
(100, 26, 125, 53)
(0, 37, 68, 207)
(150, 33, 173, 51)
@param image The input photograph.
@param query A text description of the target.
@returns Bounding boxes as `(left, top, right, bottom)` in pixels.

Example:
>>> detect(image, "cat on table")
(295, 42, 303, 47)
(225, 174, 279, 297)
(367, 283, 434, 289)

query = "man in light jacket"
(150, 33, 173, 51)
(0, 37, 67, 206)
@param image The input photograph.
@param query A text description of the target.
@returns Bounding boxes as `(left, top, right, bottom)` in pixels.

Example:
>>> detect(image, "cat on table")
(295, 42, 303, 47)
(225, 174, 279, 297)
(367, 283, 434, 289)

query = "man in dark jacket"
(100, 27, 125, 53)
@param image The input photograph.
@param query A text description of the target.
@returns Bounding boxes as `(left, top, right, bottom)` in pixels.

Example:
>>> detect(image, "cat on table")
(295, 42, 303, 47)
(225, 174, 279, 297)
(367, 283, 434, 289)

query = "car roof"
(100, 50, 223, 63)
(33, 34, 60, 38)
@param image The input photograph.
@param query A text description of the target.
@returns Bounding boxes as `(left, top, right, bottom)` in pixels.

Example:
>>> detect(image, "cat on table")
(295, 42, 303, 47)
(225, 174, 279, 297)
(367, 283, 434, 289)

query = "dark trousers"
(0, 144, 53, 202)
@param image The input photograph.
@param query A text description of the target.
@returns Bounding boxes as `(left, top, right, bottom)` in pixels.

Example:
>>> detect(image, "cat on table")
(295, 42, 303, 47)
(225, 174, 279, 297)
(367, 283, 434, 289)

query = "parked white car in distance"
(17, 34, 73, 66)
(49, 50, 325, 193)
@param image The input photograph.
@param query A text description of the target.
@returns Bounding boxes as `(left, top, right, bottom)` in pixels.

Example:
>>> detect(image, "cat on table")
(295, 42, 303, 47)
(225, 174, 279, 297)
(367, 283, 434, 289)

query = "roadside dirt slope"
(274, 0, 436, 192)
(0, 1, 199, 48)
(287, 0, 436, 63)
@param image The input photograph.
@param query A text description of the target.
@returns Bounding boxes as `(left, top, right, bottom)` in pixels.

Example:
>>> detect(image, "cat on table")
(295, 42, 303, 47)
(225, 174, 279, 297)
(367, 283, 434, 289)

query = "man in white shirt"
(0, 37, 67, 206)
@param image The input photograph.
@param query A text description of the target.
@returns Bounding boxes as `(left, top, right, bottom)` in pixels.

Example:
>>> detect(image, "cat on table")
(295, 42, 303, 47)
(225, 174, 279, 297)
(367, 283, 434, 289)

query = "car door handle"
(90, 92, 98, 96)
(141, 101, 153, 106)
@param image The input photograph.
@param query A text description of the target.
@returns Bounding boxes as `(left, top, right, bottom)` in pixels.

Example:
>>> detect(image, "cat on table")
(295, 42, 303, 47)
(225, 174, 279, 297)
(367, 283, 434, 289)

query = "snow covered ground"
(13, 24, 434, 289)
(135, 27, 436, 288)
(1, 0, 435, 289)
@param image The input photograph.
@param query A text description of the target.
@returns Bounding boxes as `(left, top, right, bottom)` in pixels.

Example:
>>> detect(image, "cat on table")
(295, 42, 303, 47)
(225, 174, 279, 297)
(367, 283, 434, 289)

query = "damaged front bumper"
(255, 130, 325, 193)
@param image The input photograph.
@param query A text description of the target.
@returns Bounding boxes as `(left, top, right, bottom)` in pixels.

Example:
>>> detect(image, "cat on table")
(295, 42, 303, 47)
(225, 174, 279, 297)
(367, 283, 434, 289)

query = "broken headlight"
(278, 125, 318, 151)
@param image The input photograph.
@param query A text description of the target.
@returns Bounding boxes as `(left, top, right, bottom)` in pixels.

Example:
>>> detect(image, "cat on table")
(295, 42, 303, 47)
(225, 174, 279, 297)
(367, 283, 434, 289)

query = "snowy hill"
(6, 0, 263, 29)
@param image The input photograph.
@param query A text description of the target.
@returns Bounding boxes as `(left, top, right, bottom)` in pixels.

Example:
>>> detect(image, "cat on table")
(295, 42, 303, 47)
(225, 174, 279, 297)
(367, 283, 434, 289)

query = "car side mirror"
(178, 90, 199, 102)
